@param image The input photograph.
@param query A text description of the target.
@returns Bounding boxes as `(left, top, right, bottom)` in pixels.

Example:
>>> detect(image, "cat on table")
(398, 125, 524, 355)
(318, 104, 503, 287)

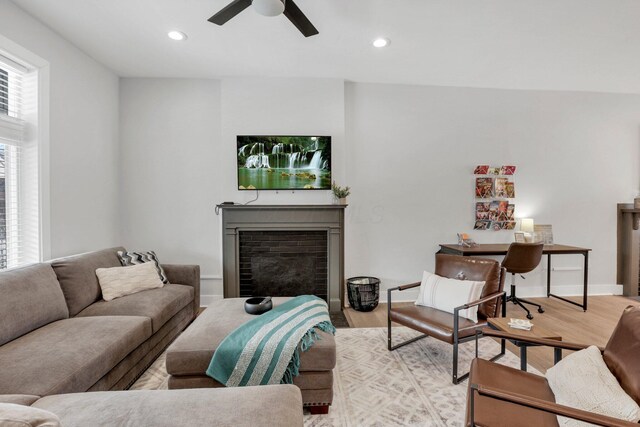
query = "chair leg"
(388, 328, 429, 351)
(453, 340, 461, 384)
(452, 334, 506, 385)
(388, 292, 428, 351)
(514, 299, 533, 320)
(506, 279, 544, 319)
(518, 298, 545, 313)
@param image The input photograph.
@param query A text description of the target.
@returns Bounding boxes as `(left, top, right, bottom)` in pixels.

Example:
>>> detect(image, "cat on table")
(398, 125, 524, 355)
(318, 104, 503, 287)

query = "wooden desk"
(487, 317, 562, 371)
(438, 244, 592, 311)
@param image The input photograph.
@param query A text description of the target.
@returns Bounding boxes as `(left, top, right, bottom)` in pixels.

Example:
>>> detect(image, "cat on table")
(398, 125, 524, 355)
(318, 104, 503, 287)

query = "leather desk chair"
(502, 242, 544, 320)
(388, 254, 506, 384)
(466, 305, 640, 426)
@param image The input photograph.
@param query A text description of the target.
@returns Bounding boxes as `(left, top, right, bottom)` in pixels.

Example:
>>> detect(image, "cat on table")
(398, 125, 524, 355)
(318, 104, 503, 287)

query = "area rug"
(131, 327, 537, 426)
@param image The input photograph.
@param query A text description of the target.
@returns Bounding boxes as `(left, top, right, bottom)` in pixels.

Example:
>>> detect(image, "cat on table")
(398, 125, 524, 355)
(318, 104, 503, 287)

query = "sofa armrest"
(162, 264, 201, 314)
(0, 395, 41, 406)
(470, 384, 639, 427)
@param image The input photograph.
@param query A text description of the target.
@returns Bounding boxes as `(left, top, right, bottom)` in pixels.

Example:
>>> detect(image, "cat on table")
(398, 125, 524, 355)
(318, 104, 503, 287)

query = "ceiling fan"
(208, 0, 319, 37)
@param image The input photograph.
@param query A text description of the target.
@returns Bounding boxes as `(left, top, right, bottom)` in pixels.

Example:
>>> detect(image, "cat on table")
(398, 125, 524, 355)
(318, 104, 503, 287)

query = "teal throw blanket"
(206, 295, 335, 387)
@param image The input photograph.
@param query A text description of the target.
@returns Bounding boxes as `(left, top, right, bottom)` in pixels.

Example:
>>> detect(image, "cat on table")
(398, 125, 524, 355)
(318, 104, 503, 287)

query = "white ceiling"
(10, 0, 640, 93)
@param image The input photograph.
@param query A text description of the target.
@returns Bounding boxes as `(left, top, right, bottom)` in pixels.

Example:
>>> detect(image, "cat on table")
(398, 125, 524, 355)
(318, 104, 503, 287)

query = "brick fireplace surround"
(218, 204, 346, 312)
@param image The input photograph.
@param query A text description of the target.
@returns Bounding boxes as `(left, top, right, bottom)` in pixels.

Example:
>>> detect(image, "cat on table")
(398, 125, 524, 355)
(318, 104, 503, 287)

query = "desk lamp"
(521, 218, 534, 242)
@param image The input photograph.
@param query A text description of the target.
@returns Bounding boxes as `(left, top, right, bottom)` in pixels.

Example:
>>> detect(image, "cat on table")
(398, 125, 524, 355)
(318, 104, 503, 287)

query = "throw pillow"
(546, 345, 640, 426)
(96, 262, 165, 301)
(0, 403, 61, 427)
(117, 250, 168, 284)
(414, 271, 485, 322)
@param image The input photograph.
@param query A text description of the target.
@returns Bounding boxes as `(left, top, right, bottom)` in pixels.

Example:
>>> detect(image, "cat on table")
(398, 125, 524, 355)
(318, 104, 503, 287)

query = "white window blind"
(0, 53, 39, 270)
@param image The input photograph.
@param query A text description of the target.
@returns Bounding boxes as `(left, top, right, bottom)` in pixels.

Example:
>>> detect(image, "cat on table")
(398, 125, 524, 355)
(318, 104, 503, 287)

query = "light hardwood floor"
(344, 295, 640, 373)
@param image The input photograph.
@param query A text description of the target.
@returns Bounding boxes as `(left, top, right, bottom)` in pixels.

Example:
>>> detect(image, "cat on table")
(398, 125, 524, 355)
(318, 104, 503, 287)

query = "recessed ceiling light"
(373, 38, 390, 48)
(168, 30, 187, 41)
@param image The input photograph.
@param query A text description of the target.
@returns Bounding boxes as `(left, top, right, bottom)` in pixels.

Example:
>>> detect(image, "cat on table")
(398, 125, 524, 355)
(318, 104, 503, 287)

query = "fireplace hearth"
(219, 204, 346, 311)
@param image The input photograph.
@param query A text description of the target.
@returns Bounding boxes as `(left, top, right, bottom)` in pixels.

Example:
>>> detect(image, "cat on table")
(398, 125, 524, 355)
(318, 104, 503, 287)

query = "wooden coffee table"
(487, 317, 562, 371)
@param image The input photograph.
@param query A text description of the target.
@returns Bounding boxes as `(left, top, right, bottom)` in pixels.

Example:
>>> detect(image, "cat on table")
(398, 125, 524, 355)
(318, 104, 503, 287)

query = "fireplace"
(239, 230, 328, 301)
(219, 204, 346, 311)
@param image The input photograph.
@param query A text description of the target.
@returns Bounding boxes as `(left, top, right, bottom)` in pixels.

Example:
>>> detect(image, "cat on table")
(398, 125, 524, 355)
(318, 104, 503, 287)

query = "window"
(0, 54, 39, 269)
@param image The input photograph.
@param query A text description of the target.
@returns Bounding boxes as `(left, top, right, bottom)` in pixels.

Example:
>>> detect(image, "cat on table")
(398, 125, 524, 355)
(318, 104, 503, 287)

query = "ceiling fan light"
(253, 0, 285, 17)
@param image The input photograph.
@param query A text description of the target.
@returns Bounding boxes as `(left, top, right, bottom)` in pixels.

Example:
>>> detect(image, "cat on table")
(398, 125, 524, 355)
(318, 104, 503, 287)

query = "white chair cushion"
(96, 262, 165, 301)
(546, 345, 640, 426)
(0, 403, 61, 427)
(414, 271, 485, 322)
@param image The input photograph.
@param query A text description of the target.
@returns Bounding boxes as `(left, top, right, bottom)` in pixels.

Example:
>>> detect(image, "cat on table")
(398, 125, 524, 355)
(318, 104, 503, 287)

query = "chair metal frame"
(387, 284, 507, 384)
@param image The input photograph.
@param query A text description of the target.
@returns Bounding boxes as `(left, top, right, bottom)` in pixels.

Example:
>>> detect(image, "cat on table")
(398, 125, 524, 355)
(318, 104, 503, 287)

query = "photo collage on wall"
(474, 165, 516, 231)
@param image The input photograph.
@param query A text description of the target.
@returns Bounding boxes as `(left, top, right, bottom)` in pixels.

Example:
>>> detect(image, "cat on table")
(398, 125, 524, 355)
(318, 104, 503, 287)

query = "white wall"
(345, 82, 640, 299)
(119, 78, 222, 299)
(119, 77, 344, 300)
(119, 77, 640, 302)
(219, 78, 346, 204)
(0, 0, 120, 258)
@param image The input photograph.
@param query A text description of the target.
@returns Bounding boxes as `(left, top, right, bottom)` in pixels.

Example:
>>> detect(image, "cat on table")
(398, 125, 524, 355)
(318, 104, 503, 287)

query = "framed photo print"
(514, 232, 525, 243)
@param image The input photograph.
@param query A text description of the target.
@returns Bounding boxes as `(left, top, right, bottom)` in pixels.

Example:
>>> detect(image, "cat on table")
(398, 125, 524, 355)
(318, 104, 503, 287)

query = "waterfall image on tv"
(237, 136, 331, 190)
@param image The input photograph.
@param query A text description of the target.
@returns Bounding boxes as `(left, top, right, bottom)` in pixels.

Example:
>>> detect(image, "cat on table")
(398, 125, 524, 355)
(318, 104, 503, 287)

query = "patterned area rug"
(131, 327, 538, 426)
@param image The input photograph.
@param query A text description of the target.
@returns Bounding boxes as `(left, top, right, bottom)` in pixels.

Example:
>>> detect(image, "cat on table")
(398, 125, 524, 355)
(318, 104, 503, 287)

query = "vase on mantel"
(334, 197, 347, 205)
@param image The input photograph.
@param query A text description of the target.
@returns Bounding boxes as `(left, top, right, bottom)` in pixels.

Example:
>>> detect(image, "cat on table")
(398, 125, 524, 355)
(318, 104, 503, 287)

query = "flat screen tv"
(237, 135, 331, 190)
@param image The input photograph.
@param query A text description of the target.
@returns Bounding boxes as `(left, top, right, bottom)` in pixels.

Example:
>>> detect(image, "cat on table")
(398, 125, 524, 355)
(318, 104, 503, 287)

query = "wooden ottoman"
(165, 297, 336, 414)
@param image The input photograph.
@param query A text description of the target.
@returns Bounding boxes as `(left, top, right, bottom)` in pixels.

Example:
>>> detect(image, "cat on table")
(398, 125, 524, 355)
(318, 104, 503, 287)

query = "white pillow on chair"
(414, 271, 485, 322)
(546, 345, 640, 426)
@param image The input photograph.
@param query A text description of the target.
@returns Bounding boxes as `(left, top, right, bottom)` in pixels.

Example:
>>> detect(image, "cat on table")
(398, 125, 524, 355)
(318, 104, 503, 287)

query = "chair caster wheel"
(526, 314, 534, 320)
(538, 308, 545, 313)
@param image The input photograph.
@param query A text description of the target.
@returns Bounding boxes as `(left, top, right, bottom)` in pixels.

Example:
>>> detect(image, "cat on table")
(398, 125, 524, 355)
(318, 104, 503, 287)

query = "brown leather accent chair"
(387, 254, 507, 384)
(502, 242, 544, 320)
(466, 305, 640, 427)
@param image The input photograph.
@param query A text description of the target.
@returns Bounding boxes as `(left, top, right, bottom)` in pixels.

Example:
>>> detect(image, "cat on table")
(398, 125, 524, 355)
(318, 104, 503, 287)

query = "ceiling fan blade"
(208, 0, 252, 25)
(283, 0, 319, 37)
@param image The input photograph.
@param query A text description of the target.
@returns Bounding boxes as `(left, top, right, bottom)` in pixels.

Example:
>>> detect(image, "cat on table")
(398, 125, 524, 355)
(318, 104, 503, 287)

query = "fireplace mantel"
(218, 204, 346, 312)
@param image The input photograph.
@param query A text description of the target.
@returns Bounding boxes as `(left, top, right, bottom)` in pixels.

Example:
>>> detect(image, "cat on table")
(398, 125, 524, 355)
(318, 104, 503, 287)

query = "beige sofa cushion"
(0, 403, 61, 427)
(50, 247, 125, 316)
(0, 396, 41, 406)
(96, 262, 164, 301)
(33, 386, 303, 427)
(77, 284, 194, 333)
(0, 264, 68, 346)
(0, 316, 151, 396)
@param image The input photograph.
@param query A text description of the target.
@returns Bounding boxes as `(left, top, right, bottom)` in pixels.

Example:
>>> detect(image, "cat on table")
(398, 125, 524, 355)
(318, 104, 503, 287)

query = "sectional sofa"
(0, 247, 306, 426)
(0, 386, 304, 427)
(0, 247, 200, 396)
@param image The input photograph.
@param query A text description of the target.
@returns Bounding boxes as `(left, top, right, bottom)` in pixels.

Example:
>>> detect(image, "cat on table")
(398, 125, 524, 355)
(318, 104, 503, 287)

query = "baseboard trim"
(379, 284, 623, 304)
(201, 285, 624, 307)
(200, 294, 223, 307)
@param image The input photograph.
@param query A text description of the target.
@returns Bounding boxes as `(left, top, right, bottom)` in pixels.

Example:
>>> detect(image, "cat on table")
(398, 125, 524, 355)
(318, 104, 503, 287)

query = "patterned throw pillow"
(117, 250, 168, 284)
